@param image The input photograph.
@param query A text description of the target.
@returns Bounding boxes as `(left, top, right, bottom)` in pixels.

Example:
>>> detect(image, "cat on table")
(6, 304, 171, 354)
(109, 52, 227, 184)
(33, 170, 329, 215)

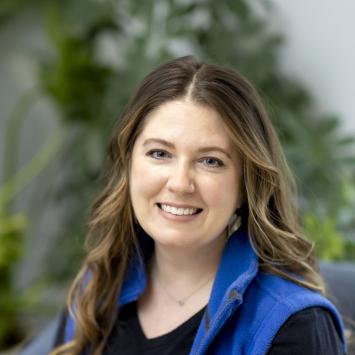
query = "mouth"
(157, 203, 203, 216)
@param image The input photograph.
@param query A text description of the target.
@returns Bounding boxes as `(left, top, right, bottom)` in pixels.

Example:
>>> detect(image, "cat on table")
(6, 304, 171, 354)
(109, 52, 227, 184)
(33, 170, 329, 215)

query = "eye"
(146, 149, 171, 160)
(200, 157, 225, 168)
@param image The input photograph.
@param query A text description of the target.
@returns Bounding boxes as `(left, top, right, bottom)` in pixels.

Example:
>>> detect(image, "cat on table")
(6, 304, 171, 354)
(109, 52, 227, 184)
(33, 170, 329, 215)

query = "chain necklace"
(154, 269, 215, 306)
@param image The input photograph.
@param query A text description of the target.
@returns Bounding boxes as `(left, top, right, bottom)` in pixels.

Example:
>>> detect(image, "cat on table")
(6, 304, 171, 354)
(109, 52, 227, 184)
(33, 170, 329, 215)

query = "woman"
(52, 56, 346, 354)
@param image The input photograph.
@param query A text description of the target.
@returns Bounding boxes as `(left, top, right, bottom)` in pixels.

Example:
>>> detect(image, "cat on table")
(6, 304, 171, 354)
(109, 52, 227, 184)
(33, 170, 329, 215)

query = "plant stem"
(2, 88, 42, 186)
(0, 127, 65, 209)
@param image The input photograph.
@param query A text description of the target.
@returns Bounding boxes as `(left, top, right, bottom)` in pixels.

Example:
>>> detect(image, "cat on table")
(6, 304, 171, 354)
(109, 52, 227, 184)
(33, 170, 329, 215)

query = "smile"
(157, 203, 202, 216)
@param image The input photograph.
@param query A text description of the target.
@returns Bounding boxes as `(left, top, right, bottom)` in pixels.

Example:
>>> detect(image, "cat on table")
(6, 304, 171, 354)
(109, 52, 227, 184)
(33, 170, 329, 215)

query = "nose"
(167, 161, 195, 194)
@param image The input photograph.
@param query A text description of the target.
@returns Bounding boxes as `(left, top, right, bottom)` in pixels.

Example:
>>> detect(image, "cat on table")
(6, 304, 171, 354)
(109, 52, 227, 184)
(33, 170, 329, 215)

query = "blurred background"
(1, 0, 355, 352)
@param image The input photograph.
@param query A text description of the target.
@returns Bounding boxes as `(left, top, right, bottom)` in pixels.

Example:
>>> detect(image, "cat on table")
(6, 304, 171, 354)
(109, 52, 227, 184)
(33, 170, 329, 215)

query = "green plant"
(0, 209, 26, 348)
(303, 213, 345, 261)
(0, 97, 64, 348)
(36, 0, 355, 268)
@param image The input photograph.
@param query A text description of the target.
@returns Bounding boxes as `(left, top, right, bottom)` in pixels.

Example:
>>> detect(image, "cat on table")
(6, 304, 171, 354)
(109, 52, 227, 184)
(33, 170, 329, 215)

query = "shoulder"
(238, 272, 346, 354)
(252, 271, 338, 313)
(267, 307, 344, 354)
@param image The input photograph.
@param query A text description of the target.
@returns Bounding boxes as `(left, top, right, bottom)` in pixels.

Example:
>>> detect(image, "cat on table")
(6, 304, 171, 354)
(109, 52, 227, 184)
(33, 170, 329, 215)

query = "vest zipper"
(194, 291, 242, 355)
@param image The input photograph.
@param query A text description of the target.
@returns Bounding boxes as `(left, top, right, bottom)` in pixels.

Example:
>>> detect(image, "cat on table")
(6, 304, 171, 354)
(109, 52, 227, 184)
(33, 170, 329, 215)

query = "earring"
(226, 213, 242, 239)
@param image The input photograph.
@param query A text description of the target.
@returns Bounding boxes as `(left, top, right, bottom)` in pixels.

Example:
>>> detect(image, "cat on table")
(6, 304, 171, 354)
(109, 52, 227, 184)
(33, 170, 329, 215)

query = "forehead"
(138, 100, 233, 148)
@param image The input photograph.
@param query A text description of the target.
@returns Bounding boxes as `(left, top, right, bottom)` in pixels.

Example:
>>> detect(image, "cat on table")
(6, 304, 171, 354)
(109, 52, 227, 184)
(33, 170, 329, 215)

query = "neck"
(151, 237, 226, 291)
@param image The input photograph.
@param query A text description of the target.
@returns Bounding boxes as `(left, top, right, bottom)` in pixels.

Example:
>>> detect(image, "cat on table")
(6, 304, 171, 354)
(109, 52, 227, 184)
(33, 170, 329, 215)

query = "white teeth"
(160, 204, 198, 216)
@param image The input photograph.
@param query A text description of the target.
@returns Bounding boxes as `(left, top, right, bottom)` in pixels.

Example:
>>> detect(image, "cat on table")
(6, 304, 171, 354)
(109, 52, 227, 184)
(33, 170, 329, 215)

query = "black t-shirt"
(55, 303, 344, 354)
(104, 302, 205, 355)
(266, 306, 344, 355)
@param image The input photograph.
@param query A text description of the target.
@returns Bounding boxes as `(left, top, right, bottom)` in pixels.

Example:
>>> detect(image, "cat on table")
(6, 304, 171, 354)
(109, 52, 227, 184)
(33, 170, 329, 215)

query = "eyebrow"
(142, 138, 232, 159)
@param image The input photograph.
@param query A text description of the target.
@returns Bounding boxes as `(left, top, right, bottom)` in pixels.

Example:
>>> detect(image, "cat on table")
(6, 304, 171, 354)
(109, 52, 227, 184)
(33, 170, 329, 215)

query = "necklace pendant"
(178, 300, 185, 306)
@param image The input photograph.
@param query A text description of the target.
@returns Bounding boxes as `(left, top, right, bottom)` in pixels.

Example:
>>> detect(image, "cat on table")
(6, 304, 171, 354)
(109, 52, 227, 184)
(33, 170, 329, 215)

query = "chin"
(151, 231, 197, 248)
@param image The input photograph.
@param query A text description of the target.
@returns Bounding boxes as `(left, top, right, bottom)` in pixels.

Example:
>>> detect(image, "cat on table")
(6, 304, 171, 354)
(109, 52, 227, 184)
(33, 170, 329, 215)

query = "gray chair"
(20, 312, 63, 355)
(320, 262, 355, 354)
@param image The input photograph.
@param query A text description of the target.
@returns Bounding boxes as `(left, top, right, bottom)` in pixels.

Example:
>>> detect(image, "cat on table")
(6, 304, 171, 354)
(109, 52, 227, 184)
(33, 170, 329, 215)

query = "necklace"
(154, 270, 215, 306)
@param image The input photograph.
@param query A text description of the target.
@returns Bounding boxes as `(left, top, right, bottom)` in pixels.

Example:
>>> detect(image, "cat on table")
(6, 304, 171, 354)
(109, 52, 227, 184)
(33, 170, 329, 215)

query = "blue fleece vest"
(64, 226, 346, 354)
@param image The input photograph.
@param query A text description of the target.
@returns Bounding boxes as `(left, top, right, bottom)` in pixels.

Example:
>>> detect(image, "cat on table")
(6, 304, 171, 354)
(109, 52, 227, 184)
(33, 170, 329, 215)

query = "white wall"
(271, 0, 355, 135)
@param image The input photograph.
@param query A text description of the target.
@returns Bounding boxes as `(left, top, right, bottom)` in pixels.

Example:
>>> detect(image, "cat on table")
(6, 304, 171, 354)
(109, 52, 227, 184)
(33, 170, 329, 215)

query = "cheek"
(201, 173, 241, 211)
(130, 157, 166, 201)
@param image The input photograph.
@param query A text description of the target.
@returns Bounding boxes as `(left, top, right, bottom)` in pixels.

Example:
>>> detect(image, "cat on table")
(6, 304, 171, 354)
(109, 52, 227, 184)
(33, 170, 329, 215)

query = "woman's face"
(129, 99, 242, 250)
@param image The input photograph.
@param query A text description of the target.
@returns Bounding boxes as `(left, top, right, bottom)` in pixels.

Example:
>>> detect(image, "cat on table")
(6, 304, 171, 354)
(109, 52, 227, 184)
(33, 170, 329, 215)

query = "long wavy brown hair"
(51, 56, 324, 354)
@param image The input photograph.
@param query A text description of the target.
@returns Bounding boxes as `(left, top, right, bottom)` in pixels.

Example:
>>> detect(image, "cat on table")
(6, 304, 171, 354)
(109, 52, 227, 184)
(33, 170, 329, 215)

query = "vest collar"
(208, 225, 259, 317)
(119, 225, 259, 312)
